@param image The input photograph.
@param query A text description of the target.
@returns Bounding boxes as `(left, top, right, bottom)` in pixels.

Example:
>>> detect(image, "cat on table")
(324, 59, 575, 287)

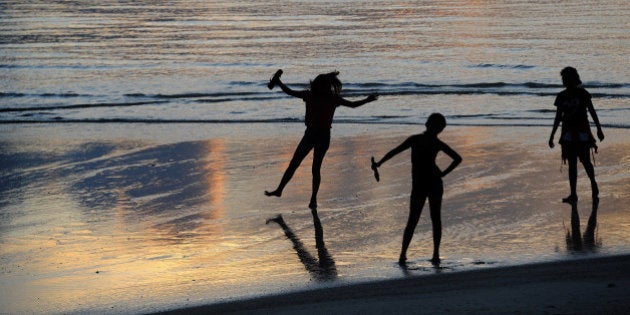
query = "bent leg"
(400, 190, 426, 264)
(265, 134, 314, 197)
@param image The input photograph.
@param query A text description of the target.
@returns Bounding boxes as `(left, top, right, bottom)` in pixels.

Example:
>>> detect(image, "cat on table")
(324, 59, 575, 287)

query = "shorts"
(303, 128, 331, 152)
(561, 141, 593, 163)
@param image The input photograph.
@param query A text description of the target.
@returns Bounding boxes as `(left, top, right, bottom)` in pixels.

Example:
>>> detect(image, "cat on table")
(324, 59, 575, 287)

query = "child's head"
(425, 113, 446, 134)
(560, 67, 582, 88)
(311, 71, 342, 97)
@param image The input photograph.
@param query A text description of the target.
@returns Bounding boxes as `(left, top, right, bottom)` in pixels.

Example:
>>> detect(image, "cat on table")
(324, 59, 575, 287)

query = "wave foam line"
(1, 118, 627, 129)
(0, 101, 169, 112)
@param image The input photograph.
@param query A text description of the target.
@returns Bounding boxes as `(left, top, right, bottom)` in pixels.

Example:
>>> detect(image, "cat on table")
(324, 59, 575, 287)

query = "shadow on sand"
(267, 210, 337, 282)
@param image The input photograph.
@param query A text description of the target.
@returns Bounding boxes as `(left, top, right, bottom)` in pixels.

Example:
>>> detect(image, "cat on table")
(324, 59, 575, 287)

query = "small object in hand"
(268, 69, 283, 89)
(371, 156, 380, 182)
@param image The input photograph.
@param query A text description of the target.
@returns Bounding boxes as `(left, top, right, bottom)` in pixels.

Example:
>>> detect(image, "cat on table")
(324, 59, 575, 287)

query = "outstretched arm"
(439, 143, 462, 177)
(587, 101, 604, 141)
(374, 137, 412, 167)
(338, 94, 378, 108)
(275, 80, 307, 99)
(268, 70, 307, 99)
(549, 107, 561, 148)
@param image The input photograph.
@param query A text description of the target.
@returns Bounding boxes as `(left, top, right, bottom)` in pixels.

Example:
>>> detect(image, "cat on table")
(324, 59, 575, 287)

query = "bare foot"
(264, 190, 282, 197)
(430, 256, 441, 266)
(398, 254, 407, 266)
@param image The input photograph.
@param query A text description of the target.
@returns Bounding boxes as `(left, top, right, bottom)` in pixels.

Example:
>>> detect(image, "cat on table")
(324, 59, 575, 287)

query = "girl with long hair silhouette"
(265, 69, 378, 210)
(549, 67, 604, 205)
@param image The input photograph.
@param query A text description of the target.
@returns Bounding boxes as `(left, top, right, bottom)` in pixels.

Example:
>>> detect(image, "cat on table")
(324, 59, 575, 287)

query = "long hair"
(310, 71, 342, 99)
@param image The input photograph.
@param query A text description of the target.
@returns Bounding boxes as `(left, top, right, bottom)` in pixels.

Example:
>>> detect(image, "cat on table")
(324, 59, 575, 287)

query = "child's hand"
(597, 129, 605, 141)
(548, 138, 555, 148)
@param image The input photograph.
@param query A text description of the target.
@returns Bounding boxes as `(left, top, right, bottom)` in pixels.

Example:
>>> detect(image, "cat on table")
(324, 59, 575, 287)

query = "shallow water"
(1, 124, 629, 313)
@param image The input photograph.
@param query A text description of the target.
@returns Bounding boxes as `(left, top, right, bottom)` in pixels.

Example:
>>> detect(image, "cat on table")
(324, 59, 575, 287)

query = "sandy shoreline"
(1, 124, 629, 314)
(155, 254, 630, 314)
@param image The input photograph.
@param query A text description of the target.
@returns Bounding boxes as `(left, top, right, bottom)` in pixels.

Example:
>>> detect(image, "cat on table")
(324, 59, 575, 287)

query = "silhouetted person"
(265, 69, 378, 209)
(549, 67, 604, 205)
(266, 211, 337, 281)
(371, 113, 462, 266)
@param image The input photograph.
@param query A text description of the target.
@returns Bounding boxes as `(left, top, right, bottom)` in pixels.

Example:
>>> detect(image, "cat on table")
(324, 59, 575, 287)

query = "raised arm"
(439, 143, 462, 177)
(587, 100, 604, 141)
(549, 107, 561, 148)
(337, 94, 378, 108)
(374, 137, 412, 167)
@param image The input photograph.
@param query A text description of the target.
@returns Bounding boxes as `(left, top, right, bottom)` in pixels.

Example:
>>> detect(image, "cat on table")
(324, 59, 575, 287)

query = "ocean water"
(1, 0, 629, 127)
(1, 1, 630, 314)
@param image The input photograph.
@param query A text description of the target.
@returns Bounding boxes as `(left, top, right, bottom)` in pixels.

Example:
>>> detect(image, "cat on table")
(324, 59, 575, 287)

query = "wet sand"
(1, 123, 629, 314)
(155, 254, 630, 314)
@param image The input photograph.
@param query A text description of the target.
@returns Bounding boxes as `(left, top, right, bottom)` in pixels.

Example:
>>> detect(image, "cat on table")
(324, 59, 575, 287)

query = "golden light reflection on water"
(0, 139, 245, 313)
(204, 139, 226, 221)
(1, 128, 629, 314)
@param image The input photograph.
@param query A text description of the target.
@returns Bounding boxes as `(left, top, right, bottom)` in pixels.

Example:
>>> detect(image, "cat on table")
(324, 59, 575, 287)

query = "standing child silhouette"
(265, 69, 378, 210)
(548, 67, 604, 205)
(372, 113, 462, 265)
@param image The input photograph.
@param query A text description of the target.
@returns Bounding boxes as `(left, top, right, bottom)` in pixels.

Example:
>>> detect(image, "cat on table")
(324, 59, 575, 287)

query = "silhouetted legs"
(582, 156, 599, 201)
(399, 185, 443, 266)
(563, 148, 598, 204)
(565, 146, 600, 252)
(429, 190, 443, 264)
(265, 135, 313, 198)
(399, 192, 424, 265)
(565, 155, 579, 203)
(266, 212, 337, 281)
(566, 195, 599, 252)
(309, 139, 329, 209)
(265, 129, 330, 210)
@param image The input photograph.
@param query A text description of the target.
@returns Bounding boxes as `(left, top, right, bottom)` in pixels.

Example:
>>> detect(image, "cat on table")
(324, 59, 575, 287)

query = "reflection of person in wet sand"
(566, 200, 600, 252)
(264, 69, 378, 210)
(266, 210, 337, 281)
(371, 113, 462, 266)
(549, 67, 604, 205)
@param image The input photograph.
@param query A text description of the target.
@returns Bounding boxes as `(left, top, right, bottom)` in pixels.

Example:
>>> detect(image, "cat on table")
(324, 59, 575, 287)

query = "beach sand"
(156, 254, 630, 315)
(1, 123, 629, 314)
